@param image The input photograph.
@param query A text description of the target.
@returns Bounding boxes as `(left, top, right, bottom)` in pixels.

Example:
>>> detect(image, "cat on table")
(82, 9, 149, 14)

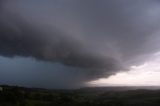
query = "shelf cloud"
(0, 0, 160, 88)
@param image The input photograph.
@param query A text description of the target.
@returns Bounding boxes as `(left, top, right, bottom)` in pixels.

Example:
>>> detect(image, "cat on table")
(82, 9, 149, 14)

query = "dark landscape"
(1, 85, 160, 106)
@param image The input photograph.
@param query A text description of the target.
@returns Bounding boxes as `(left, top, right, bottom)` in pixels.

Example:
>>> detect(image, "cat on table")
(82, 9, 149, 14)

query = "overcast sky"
(0, 0, 160, 89)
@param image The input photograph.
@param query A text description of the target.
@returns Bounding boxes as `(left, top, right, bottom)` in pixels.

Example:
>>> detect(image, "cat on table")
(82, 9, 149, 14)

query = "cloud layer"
(0, 0, 160, 88)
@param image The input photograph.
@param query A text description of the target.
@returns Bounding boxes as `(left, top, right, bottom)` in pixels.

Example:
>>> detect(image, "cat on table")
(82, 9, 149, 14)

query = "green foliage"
(1, 85, 160, 106)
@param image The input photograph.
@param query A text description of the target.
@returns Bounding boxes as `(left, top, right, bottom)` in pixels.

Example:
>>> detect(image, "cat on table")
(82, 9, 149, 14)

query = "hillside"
(1, 85, 160, 106)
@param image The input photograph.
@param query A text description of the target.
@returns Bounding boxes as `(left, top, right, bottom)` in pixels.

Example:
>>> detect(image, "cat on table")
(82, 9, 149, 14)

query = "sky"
(0, 0, 160, 89)
(90, 52, 160, 86)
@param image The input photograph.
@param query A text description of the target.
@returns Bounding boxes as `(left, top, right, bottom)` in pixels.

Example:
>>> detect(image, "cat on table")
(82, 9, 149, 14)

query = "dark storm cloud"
(0, 0, 160, 88)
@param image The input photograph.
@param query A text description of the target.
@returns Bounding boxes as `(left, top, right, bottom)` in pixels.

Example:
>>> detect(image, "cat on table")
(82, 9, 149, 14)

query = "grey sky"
(0, 0, 160, 88)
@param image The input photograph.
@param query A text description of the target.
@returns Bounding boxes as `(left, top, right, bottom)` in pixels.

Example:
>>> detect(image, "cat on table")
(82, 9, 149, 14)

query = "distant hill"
(79, 86, 160, 92)
(1, 85, 160, 106)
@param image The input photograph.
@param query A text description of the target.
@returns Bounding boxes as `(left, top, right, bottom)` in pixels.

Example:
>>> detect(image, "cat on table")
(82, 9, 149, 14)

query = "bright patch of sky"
(89, 52, 160, 86)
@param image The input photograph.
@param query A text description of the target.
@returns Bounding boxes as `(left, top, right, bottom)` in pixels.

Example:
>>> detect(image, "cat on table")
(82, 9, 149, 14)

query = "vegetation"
(0, 85, 160, 106)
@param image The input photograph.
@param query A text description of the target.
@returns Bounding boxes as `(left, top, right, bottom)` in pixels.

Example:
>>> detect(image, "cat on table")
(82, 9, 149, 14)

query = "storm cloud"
(0, 0, 160, 88)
